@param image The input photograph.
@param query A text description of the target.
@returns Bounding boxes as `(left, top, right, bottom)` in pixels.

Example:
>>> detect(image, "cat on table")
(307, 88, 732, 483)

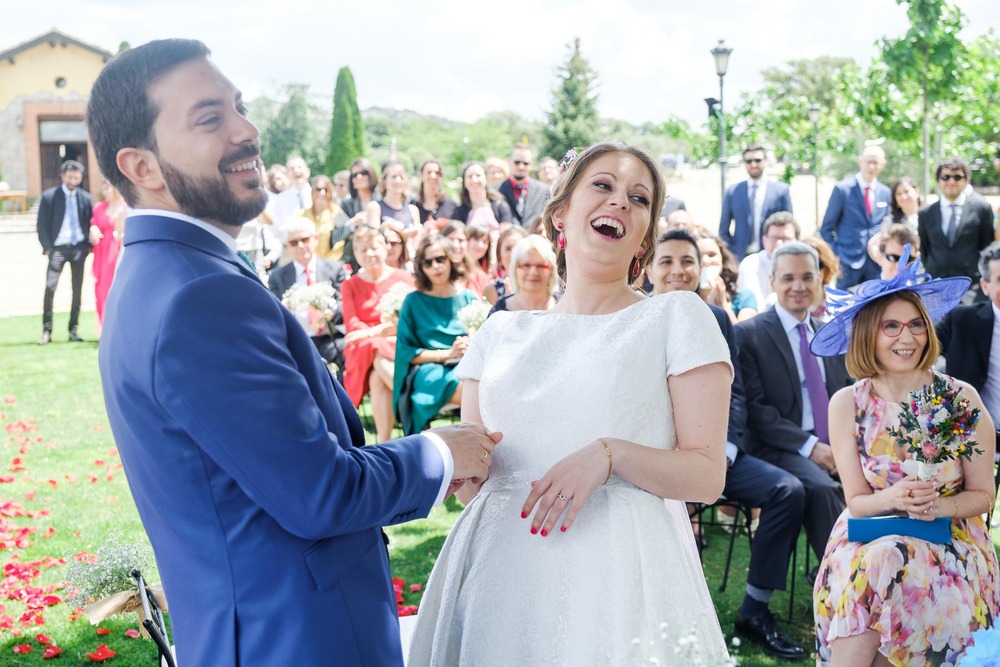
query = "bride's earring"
(632, 250, 645, 279)
(557, 226, 566, 250)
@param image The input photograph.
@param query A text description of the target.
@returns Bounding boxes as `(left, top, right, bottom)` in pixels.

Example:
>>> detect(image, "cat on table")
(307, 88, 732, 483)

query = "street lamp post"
(809, 103, 821, 229)
(711, 39, 733, 206)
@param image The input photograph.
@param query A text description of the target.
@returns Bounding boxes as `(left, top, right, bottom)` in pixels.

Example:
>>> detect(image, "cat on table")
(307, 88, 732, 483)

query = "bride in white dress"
(409, 143, 734, 666)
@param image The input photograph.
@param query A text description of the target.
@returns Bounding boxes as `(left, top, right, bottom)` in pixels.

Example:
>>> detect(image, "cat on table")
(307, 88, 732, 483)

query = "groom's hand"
(429, 422, 502, 483)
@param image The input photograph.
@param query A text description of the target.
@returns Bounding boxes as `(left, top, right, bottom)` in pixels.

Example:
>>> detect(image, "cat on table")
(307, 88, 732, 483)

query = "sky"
(4, 0, 999, 128)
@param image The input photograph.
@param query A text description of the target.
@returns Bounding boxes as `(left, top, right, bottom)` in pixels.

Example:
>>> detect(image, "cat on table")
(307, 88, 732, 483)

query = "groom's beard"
(159, 155, 267, 227)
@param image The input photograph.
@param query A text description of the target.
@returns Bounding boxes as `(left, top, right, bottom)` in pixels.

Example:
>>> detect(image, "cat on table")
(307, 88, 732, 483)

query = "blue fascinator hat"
(810, 244, 970, 357)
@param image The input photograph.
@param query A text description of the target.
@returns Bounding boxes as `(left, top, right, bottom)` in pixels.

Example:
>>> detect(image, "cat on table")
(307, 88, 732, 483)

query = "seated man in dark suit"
(649, 229, 806, 661)
(918, 157, 995, 304)
(268, 217, 348, 380)
(736, 241, 851, 575)
(936, 241, 1000, 430)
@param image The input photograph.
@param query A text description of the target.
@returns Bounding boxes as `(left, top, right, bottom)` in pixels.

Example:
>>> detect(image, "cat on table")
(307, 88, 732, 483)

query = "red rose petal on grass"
(88, 473, 99, 483)
(93, 459, 106, 467)
(92, 425, 106, 431)
(409, 583, 422, 592)
(108, 448, 119, 457)
(47, 479, 58, 488)
(0, 475, 15, 483)
(4, 396, 15, 404)
(398, 604, 419, 616)
(86, 644, 116, 661)
(41, 595, 61, 607)
(13, 643, 32, 653)
(43, 645, 63, 659)
(96, 627, 111, 635)
(124, 629, 140, 638)
(24, 490, 36, 500)
(36, 633, 52, 643)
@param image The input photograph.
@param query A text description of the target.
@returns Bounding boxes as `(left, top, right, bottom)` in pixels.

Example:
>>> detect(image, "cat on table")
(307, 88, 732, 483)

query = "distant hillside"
(362, 106, 457, 127)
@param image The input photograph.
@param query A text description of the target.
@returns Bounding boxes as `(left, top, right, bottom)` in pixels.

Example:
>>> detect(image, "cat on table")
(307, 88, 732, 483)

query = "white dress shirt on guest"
(738, 250, 777, 311)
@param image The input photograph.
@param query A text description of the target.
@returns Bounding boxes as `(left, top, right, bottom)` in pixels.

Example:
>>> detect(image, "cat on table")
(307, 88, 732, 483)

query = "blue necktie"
(68, 194, 81, 245)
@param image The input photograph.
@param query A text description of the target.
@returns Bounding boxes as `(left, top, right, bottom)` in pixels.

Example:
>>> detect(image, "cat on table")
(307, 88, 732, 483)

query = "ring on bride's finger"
(481, 450, 489, 463)
(557, 494, 571, 503)
(907, 489, 914, 499)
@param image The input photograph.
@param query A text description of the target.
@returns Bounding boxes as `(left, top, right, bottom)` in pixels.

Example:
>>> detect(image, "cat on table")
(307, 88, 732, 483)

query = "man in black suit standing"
(736, 241, 850, 570)
(37, 160, 94, 344)
(497, 143, 549, 227)
(267, 217, 348, 381)
(649, 230, 806, 660)
(918, 157, 995, 303)
(937, 242, 1000, 429)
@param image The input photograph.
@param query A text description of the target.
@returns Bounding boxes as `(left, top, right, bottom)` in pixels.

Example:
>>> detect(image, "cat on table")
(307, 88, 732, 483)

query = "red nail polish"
(560, 526, 567, 532)
(541, 529, 548, 537)
(530, 526, 538, 535)
(521, 511, 528, 519)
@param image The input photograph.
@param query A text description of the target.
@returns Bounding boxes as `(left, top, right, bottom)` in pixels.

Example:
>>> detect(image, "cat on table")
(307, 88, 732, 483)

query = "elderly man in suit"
(719, 145, 793, 260)
(498, 143, 550, 227)
(820, 145, 892, 289)
(736, 241, 850, 570)
(937, 242, 1000, 429)
(268, 216, 348, 380)
(88, 39, 499, 666)
(649, 229, 806, 660)
(918, 157, 995, 304)
(36, 159, 94, 344)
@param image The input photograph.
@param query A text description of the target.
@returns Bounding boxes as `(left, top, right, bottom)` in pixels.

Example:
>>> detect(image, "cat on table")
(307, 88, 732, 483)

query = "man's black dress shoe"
(38, 331, 51, 345)
(68, 330, 84, 342)
(734, 609, 806, 660)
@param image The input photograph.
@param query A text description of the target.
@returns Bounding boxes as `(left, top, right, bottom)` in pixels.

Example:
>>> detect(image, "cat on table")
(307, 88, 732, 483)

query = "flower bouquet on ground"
(457, 298, 491, 335)
(282, 282, 337, 335)
(377, 282, 416, 326)
(887, 375, 982, 482)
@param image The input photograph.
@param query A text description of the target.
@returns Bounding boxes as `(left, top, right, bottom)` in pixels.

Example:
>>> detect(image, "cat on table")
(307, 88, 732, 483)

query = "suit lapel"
(976, 302, 994, 366)
(762, 312, 801, 411)
(850, 181, 869, 221)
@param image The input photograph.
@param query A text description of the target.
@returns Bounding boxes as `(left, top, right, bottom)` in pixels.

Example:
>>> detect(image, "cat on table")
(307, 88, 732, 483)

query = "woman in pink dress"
(341, 225, 414, 442)
(89, 180, 126, 336)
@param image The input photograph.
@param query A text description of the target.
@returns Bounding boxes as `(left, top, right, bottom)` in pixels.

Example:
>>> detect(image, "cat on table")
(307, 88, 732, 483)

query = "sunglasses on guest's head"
(421, 254, 449, 268)
(883, 253, 917, 264)
(879, 318, 927, 337)
(744, 158, 763, 164)
(287, 235, 316, 247)
(938, 173, 965, 182)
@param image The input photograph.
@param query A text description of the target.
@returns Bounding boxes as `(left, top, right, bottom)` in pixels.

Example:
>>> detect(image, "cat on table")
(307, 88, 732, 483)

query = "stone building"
(0, 29, 113, 198)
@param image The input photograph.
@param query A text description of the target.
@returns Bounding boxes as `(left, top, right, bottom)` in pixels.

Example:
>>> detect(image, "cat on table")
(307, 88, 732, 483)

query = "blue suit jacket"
(718, 179, 792, 259)
(100, 214, 445, 666)
(819, 177, 891, 269)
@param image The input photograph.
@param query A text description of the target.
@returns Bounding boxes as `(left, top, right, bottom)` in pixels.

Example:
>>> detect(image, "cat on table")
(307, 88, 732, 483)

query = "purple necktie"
(797, 323, 829, 443)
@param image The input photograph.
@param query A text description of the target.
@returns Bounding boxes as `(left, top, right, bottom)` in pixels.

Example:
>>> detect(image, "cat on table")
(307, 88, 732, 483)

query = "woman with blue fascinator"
(811, 246, 1000, 666)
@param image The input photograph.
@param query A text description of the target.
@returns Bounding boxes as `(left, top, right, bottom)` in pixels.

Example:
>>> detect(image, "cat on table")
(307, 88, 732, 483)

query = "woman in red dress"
(341, 225, 415, 442)
(89, 180, 126, 336)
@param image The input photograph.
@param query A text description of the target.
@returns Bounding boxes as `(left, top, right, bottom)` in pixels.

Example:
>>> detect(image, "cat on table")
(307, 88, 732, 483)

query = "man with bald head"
(819, 145, 892, 289)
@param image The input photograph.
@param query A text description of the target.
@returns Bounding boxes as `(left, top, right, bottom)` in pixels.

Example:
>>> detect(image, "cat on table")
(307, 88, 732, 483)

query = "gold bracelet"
(599, 438, 613, 485)
(971, 490, 994, 515)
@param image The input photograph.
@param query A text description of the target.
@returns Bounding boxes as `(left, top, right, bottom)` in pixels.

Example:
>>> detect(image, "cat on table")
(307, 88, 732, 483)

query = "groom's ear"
(117, 147, 166, 195)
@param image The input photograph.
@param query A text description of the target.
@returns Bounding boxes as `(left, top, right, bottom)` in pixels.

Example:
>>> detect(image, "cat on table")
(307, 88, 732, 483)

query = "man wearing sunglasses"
(820, 144, 892, 289)
(918, 157, 995, 304)
(719, 145, 793, 260)
(498, 143, 550, 227)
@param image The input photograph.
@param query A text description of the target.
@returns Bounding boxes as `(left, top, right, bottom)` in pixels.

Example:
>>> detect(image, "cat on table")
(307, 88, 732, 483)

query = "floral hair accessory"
(810, 244, 970, 357)
(558, 146, 589, 174)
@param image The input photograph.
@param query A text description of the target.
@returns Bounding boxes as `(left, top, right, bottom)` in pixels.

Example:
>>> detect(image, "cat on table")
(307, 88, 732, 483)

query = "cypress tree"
(326, 67, 366, 174)
(542, 37, 600, 160)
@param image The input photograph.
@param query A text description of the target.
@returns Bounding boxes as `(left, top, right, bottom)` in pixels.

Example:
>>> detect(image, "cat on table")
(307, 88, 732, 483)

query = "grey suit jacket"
(499, 178, 550, 226)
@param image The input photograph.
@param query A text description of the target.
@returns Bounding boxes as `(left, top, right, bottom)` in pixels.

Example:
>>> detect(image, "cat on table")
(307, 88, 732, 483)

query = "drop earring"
(557, 229, 566, 250)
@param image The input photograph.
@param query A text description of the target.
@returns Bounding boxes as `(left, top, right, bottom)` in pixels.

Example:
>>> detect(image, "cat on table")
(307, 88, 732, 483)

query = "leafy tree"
(542, 37, 600, 159)
(871, 0, 967, 192)
(258, 84, 326, 174)
(326, 67, 366, 175)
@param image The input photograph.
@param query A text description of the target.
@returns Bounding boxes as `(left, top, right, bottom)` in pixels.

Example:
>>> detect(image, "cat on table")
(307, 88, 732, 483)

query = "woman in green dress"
(393, 234, 477, 435)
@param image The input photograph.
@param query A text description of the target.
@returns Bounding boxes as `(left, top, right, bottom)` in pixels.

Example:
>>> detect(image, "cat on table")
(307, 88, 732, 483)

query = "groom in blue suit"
(88, 39, 499, 666)
(719, 145, 793, 260)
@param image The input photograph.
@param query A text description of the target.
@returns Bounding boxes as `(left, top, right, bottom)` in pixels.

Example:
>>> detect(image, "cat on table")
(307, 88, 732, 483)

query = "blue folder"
(847, 516, 952, 544)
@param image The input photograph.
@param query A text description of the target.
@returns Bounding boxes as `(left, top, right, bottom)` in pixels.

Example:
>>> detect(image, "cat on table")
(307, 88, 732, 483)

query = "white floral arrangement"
(377, 282, 416, 321)
(457, 298, 491, 335)
(282, 282, 337, 312)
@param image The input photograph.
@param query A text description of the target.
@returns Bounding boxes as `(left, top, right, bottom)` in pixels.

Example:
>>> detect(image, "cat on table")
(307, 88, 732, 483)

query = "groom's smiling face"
(146, 58, 267, 227)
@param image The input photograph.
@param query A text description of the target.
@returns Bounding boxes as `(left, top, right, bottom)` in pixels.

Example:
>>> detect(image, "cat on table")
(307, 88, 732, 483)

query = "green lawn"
(1, 311, 995, 666)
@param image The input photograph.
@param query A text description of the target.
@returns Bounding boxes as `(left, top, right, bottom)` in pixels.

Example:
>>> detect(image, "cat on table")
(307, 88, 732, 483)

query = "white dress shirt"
(774, 304, 826, 458)
(53, 185, 81, 246)
(939, 190, 968, 237)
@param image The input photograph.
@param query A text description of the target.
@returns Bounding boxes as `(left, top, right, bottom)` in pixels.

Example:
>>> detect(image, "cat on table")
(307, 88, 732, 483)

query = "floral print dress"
(814, 376, 1000, 666)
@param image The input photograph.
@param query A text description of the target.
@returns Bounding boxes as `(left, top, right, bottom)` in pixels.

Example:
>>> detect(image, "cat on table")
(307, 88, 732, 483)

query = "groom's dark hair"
(87, 39, 211, 204)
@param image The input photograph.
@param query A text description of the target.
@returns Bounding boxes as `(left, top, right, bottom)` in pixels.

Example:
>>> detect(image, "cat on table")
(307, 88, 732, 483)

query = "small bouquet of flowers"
(886, 375, 981, 481)
(457, 298, 491, 335)
(377, 282, 415, 324)
(282, 283, 337, 335)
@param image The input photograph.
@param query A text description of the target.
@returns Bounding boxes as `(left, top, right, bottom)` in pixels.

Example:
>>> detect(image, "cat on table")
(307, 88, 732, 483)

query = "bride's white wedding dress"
(408, 292, 732, 666)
